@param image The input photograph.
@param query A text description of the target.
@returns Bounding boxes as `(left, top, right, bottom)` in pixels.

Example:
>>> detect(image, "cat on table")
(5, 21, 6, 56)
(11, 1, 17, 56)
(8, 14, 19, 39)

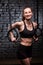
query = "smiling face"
(23, 8, 33, 20)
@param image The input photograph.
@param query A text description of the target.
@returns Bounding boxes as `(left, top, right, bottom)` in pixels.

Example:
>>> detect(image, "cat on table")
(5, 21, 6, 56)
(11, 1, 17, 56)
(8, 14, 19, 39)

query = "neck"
(24, 19, 32, 24)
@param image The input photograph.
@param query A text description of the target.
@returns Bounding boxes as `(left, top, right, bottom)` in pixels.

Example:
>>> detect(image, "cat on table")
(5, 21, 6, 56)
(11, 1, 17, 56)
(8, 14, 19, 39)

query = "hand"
(35, 38, 38, 41)
(11, 37, 16, 42)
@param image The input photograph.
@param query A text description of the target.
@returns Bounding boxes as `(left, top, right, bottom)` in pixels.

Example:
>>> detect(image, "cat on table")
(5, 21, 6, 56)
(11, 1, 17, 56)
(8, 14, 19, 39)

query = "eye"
(29, 11, 31, 13)
(25, 12, 27, 14)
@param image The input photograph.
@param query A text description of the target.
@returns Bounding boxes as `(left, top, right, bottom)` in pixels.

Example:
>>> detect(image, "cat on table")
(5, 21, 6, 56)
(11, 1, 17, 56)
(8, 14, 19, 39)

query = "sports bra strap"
(23, 21, 26, 28)
(23, 21, 34, 29)
(32, 22, 34, 29)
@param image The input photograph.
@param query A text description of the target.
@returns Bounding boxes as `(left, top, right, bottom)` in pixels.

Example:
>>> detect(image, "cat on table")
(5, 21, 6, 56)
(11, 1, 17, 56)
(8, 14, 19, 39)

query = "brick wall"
(0, 0, 43, 59)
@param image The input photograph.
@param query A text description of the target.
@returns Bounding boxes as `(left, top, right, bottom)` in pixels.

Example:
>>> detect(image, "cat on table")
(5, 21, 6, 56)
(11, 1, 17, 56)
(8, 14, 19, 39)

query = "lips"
(26, 16, 32, 19)
(26, 15, 31, 17)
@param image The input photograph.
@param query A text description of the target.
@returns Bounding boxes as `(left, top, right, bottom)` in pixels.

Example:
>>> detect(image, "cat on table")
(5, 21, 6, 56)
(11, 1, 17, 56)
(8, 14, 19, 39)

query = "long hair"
(22, 6, 33, 21)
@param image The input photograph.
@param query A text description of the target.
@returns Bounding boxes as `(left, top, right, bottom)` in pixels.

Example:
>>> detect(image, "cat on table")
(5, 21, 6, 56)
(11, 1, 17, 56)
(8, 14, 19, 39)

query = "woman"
(9, 7, 38, 65)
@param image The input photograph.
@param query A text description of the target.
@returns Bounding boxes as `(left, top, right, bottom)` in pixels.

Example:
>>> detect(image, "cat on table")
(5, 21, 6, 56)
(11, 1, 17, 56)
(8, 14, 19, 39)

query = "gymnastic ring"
(7, 28, 20, 43)
(35, 27, 42, 37)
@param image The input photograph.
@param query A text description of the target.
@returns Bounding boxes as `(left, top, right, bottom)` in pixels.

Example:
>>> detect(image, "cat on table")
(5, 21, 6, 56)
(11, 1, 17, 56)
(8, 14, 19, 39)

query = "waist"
(20, 38, 33, 46)
(19, 43, 32, 47)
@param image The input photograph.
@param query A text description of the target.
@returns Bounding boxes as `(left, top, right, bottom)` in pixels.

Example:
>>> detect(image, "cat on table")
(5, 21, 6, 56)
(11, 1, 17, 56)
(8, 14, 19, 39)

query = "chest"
(19, 23, 33, 32)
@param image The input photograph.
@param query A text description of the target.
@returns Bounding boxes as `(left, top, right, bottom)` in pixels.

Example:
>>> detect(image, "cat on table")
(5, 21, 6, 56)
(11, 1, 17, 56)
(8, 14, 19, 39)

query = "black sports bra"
(20, 21, 35, 38)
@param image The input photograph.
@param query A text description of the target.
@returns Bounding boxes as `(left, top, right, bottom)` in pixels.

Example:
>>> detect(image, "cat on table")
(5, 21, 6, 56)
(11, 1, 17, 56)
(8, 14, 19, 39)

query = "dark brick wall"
(0, 0, 43, 59)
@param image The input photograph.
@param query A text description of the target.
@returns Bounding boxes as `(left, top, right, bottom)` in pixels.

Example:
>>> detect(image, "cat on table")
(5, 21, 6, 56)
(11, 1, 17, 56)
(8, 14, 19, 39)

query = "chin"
(26, 18, 31, 20)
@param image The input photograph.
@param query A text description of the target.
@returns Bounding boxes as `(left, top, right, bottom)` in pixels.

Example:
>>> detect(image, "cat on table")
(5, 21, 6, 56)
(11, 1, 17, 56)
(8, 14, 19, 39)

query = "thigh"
(20, 57, 32, 65)
(22, 57, 32, 62)
(17, 44, 32, 59)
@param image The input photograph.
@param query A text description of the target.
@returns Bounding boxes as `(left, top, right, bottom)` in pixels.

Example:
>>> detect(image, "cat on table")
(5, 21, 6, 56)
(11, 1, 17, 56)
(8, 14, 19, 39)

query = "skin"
(9, 7, 38, 65)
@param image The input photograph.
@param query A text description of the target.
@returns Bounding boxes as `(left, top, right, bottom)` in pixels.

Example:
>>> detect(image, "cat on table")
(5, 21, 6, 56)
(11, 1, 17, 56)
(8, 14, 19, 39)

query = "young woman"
(9, 7, 38, 65)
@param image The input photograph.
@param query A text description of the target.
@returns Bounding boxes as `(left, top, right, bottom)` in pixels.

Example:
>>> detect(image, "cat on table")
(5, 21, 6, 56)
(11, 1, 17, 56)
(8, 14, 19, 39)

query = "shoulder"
(32, 22, 38, 29)
(12, 21, 23, 27)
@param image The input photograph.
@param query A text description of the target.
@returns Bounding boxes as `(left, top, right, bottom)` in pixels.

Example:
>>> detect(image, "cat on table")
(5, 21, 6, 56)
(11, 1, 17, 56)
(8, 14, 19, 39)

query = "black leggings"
(17, 44, 32, 59)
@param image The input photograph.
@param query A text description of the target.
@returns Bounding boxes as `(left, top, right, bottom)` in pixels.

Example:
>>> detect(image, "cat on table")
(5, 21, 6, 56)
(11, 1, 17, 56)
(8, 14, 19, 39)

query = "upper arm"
(8, 22, 21, 41)
(12, 22, 21, 28)
(32, 22, 38, 29)
(33, 22, 38, 39)
(8, 21, 21, 31)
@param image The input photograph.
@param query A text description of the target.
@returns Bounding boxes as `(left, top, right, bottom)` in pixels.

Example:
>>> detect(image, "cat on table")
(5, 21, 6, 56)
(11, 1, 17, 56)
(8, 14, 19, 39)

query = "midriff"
(20, 38, 33, 46)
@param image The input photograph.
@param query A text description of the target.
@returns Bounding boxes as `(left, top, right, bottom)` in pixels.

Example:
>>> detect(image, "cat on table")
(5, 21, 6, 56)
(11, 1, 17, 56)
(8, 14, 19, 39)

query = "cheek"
(24, 14, 32, 18)
(29, 12, 33, 15)
(31, 13, 33, 16)
(23, 14, 28, 17)
(23, 13, 33, 18)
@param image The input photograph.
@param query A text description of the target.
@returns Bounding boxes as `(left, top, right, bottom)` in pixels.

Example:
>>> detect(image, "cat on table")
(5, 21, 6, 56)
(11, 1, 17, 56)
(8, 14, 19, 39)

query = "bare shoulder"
(15, 21, 23, 25)
(12, 21, 22, 26)
(32, 22, 38, 29)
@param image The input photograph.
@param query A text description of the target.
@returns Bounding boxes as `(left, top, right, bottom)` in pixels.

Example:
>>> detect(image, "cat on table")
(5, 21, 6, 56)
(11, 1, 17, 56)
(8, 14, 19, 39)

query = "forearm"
(8, 23, 18, 42)
(9, 32, 16, 42)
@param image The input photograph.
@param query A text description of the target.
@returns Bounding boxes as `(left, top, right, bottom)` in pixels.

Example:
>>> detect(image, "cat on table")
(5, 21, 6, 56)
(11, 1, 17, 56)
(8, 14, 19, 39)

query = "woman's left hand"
(35, 37, 38, 41)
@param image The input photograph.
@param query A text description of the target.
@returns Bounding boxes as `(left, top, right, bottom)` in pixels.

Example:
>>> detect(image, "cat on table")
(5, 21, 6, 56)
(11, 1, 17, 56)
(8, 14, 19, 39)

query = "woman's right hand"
(11, 37, 16, 42)
(9, 32, 16, 42)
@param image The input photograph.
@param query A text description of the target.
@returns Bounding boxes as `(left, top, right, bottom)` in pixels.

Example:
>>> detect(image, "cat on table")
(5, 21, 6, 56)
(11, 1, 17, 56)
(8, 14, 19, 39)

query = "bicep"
(8, 22, 17, 31)
(12, 22, 21, 29)
(12, 22, 19, 28)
